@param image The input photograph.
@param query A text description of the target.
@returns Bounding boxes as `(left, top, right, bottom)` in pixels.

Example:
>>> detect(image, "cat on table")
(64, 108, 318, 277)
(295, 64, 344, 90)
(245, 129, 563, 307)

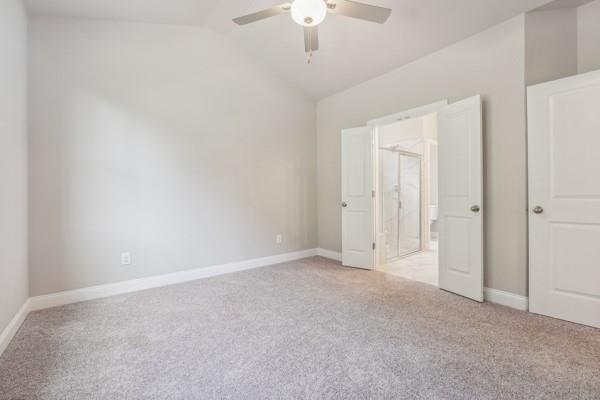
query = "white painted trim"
(317, 248, 342, 261)
(367, 100, 449, 126)
(28, 249, 318, 312)
(314, 250, 529, 311)
(0, 250, 528, 358)
(484, 287, 529, 311)
(1, 249, 319, 357)
(0, 299, 31, 357)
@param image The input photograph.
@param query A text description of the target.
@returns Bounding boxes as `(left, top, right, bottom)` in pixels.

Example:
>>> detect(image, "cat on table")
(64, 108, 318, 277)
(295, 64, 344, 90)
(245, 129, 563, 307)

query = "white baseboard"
(0, 299, 31, 357)
(484, 287, 529, 311)
(316, 248, 342, 261)
(316, 250, 529, 311)
(1, 249, 317, 357)
(28, 248, 318, 312)
(1, 249, 529, 358)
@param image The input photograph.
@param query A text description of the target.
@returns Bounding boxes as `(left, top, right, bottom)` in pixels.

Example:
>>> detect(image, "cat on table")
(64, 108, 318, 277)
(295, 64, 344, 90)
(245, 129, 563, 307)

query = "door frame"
(368, 100, 449, 127)
(367, 100, 449, 268)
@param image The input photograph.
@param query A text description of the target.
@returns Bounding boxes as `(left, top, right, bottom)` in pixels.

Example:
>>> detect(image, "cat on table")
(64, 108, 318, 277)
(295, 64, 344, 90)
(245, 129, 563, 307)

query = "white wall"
(578, 0, 600, 73)
(28, 16, 317, 296)
(317, 16, 529, 296)
(379, 118, 424, 147)
(525, 8, 578, 85)
(0, 0, 28, 333)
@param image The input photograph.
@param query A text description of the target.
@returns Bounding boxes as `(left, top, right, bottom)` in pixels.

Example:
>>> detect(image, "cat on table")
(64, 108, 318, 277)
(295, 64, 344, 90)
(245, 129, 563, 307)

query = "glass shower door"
(381, 149, 400, 259)
(398, 153, 421, 257)
(381, 149, 422, 261)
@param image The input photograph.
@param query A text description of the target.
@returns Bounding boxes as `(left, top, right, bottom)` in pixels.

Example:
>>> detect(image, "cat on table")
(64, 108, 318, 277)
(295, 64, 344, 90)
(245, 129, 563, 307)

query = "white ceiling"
(25, 0, 556, 99)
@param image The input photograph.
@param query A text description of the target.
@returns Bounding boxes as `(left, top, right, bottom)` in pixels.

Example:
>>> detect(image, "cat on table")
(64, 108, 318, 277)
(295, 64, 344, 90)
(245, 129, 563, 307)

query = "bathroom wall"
(379, 118, 424, 147)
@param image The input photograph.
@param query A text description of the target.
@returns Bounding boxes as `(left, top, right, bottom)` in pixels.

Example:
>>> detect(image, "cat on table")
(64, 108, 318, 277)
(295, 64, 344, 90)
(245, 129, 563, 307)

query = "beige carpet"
(1, 256, 599, 399)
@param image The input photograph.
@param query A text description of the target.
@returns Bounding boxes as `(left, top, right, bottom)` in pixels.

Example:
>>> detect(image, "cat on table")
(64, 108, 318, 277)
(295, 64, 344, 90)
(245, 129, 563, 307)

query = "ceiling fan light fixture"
(291, 0, 327, 27)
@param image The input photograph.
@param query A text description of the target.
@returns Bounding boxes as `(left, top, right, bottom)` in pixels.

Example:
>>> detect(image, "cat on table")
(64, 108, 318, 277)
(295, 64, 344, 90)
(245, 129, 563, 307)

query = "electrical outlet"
(121, 252, 132, 266)
(276, 234, 283, 244)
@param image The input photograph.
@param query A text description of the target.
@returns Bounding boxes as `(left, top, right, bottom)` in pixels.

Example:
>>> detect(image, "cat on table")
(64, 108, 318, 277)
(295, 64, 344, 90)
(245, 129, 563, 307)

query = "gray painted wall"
(20, 4, 600, 300)
(317, 16, 529, 296)
(525, 8, 578, 86)
(0, 0, 29, 333)
(28, 16, 317, 296)
(578, 0, 600, 73)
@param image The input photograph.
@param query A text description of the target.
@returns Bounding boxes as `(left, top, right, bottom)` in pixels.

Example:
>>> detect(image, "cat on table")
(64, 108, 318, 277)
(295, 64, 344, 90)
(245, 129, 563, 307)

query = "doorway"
(376, 114, 439, 287)
(341, 96, 484, 302)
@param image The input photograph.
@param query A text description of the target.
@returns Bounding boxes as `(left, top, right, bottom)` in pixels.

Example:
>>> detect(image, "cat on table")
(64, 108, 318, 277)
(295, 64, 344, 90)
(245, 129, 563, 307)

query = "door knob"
(341, 202, 348, 208)
(532, 206, 544, 214)
(470, 205, 481, 213)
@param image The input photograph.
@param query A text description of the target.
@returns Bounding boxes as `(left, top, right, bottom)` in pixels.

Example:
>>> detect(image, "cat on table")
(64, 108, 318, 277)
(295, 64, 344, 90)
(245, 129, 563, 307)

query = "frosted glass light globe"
(291, 0, 327, 26)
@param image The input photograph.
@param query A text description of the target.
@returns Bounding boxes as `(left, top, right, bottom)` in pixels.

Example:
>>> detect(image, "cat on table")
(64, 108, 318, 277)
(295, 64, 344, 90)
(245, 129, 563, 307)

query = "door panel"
(550, 86, 600, 198)
(551, 224, 600, 297)
(528, 70, 600, 328)
(342, 127, 374, 269)
(445, 217, 471, 274)
(438, 95, 483, 302)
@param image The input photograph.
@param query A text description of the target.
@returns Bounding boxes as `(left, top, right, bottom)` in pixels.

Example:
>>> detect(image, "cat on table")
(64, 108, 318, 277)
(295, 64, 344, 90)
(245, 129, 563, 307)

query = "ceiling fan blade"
(304, 26, 319, 53)
(233, 3, 291, 25)
(327, 0, 392, 24)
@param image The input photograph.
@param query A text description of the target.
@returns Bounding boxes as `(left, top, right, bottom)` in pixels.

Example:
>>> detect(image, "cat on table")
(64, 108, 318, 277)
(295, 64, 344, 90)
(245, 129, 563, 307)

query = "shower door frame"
(380, 147, 424, 262)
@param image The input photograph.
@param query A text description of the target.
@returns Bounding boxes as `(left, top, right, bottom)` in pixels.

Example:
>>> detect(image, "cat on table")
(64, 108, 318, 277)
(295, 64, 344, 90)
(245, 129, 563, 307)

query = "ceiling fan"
(233, 0, 392, 63)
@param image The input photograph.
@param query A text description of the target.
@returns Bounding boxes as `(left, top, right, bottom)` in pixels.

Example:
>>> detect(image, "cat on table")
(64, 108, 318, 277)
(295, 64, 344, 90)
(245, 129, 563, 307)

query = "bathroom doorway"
(376, 113, 439, 286)
(342, 96, 483, 300)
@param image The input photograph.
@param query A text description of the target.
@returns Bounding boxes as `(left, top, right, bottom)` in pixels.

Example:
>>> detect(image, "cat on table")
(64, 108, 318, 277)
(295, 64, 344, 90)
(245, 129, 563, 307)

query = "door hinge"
(372, 242, 376, 250)
(372, 190, 376, 198)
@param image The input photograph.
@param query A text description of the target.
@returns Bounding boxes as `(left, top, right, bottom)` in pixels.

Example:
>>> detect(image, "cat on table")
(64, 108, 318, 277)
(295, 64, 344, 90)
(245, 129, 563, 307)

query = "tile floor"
(379, 240, 438, 286)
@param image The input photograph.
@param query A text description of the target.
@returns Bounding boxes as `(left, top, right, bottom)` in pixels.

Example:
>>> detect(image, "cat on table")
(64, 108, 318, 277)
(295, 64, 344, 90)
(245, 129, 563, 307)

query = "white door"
(341, 127, 375, 269)
(438, 95, 484, 302)
(528, 70, 600, 328)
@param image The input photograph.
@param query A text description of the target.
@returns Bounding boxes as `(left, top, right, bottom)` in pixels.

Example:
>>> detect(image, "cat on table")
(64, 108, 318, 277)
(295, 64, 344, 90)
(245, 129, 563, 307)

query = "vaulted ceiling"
(25, 0, 555, 99)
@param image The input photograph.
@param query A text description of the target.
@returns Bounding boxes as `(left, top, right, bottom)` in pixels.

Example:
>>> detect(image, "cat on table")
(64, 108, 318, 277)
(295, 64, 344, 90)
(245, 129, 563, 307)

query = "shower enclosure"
(380, 147, 422, 261)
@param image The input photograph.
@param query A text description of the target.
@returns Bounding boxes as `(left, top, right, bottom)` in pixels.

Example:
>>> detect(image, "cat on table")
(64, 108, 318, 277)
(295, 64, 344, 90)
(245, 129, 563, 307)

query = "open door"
(528, 71, 600, 328)
(341, 127, 375, 269)
(438, 95, 484, 302)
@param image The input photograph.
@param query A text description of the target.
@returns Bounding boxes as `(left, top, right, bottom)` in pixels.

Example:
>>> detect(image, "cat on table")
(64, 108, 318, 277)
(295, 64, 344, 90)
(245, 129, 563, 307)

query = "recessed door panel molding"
(528, 69, 600, 328)
(444, 112, 471, 198)
(550, 223, 600, 298)
(445, 216, 471, 275)
(341, 127, 375, 269)
(438, 95, 483, 302)
(549, 85, 600, 199)
(347, 135, 368, 197)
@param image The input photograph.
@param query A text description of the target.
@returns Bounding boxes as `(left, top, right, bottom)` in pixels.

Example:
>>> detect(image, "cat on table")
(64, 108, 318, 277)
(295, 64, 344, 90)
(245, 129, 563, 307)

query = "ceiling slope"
(25, 0, 554, 99)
